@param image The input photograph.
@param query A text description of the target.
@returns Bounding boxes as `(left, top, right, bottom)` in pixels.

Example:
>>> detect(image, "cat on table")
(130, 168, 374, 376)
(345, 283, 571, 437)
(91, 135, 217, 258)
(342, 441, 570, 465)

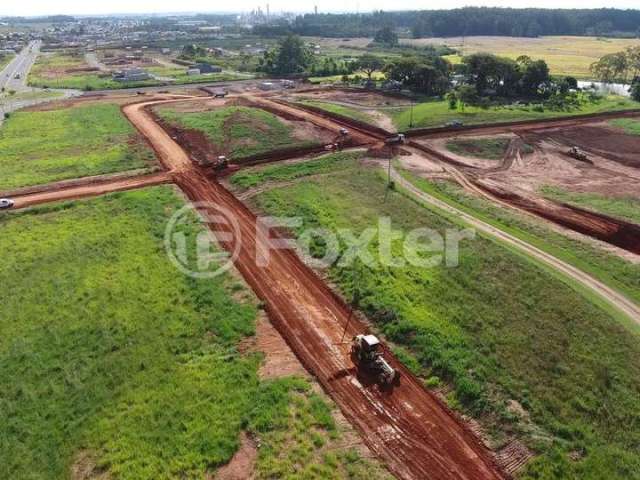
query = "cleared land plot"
(446, 137, 520, 160)
(402, 36, 640, 78)
(231, 153, 640, 479)
(29, 52, 250, 91)
(0, 102, 156, 191)
(286, 90, 406, 131)
(154, 103, 332, 162)
(0, 186, 388, 480)
(393, 95, 639, 130)
(28, 52, 158, 90)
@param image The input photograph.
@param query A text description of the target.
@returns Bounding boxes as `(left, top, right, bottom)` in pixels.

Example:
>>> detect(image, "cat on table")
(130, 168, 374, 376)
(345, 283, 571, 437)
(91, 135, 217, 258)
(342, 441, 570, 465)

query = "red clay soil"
(409, 139, 640, 255)
(10, 172, 170, 209)
(477, 181, 640, 255)
(543, 125, 640, 168)
(125, 97, 507, 480)
(174, 168, 506, 480)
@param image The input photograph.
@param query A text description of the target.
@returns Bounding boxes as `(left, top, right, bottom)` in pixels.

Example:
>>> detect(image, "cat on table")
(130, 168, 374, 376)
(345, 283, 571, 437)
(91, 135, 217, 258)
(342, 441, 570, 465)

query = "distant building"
(187, 68, 201, 76)
(193, 63, 222, 73)
(113, 67, 151, 82)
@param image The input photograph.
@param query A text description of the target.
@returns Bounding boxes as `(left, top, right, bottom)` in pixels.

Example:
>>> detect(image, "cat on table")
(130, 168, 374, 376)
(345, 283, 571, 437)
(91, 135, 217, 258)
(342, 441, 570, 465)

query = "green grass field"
(402, 36, 640, 78)
(156, 105, 320, 160)
(393, 95, 638, 131)
(0, 103, 156, 191)
(296, 99, 375, 124)
(610, 117, 640, 135)
(541, 186, 640, 225)
(0, 186, 388, 480)
(232, 153, 640, 479)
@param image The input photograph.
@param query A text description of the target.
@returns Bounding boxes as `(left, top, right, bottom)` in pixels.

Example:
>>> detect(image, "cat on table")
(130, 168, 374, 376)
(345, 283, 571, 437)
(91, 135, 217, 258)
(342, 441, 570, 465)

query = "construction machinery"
(567, 146, 590, 163)
(385, 133, 406, 145)
(324, 128, 350, 151)
(351, 334, 400, 386)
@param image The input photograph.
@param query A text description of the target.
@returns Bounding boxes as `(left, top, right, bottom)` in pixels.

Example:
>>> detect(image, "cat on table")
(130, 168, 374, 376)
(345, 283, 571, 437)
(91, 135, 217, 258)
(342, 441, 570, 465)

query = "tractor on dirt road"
(351, 334, 400, 386)
(325, 128, 350, 151)
(567, 146, 591, 163)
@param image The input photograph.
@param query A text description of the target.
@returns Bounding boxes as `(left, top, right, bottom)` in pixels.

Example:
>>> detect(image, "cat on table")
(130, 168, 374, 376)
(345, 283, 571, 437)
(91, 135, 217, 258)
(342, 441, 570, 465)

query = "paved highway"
(0, 40, 40, 92)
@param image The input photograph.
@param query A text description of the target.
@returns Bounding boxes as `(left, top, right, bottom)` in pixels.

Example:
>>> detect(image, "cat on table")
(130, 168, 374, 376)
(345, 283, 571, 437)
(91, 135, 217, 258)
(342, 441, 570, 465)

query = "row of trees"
(259, 36, 561, 101)
(289, 8, 640, 39)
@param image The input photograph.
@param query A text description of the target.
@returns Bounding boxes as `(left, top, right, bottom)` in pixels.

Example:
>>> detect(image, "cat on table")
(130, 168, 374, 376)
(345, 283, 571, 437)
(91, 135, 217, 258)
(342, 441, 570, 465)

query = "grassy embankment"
(155, 105, 321, 160)
(0, 103, 156, 191)
(402, 35, 640, 78)
(541, 186, 640, 225)
(392, 95, 639, 130)
(0, 186, 389, 480)
(296, 99, 375, 124)
(28, 53, 248, 90)
(230, 152, 640, 479)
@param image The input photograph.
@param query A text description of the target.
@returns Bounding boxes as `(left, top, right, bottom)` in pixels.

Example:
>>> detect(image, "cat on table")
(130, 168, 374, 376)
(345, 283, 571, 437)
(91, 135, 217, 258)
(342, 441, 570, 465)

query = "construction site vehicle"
(214, 155, 229, 171)
(351, 334, 400, 386)
(567, 146, 590, 162)
(325, 128, 350, 151)
(385, 134, 406, 145)
(212, 88, 227, 98)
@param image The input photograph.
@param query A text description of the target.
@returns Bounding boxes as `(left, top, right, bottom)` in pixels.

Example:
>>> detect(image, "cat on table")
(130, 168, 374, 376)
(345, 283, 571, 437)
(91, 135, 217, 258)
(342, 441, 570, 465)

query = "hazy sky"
(2, 0, 639, 17)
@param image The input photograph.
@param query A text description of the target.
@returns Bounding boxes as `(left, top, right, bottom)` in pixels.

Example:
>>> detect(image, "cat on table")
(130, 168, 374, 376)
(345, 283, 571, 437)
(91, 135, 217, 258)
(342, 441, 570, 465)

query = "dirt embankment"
(476, 180, 640, 255)
(408, 132, 640, 256)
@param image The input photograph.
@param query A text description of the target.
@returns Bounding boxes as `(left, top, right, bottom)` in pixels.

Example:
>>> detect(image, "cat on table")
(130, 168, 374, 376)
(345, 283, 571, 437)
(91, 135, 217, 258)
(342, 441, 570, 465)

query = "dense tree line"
(290, 8, 640, 38)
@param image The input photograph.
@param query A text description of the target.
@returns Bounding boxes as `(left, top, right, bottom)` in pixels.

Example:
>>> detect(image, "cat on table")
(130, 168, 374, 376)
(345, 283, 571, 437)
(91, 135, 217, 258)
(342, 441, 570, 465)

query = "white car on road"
(0, 198, 15, 209)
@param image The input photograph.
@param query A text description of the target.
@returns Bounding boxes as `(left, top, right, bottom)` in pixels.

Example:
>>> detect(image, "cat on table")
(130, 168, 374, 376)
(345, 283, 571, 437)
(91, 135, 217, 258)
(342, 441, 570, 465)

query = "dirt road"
(10, 172, 170, 209)
(127, 97, 506, 480)
(405, 109, 640, 139)
(13, 172, 171, 208)
(122, 100, 195, 172)
(391, 166, 640, 325)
